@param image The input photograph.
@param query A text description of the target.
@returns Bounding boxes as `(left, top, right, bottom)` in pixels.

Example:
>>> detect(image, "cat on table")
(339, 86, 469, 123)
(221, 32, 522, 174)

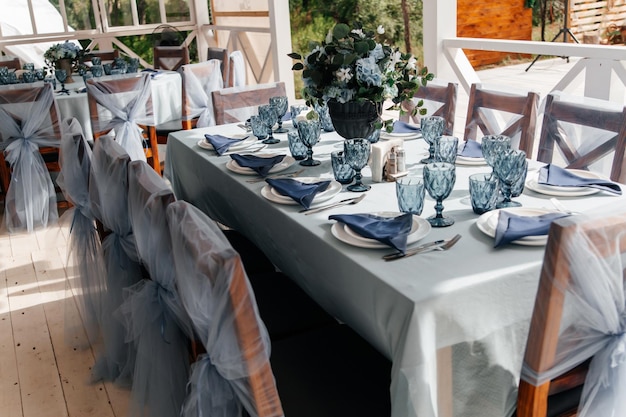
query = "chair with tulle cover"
(0, 83, 60, 232)
(212, 82, 286, 125)
(57, 118, 107, 346)
(229, 50, 246, 87)
(167, 201, 284, 417)
(207, 47, 230, 87)
(0, 56, 21, 70)
(400, 79, 457, 136)
(464, 83, 539, 157)
(516, 207, 626, 417)
(537, 91, 626, 183)
(86, 73, 161, 174)
(154, 45, 189, 71)
(119, 160, 194, 417)
(89, 136, 143, 386)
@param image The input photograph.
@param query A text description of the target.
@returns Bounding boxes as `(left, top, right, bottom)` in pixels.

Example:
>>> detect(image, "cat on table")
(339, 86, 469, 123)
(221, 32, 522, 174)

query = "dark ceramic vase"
(327, 100, 381, 139)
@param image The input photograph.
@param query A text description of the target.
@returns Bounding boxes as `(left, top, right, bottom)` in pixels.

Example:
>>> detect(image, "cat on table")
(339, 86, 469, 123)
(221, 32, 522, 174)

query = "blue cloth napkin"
(494, 211, 569, 247)
(538, 164, 622, 195)
(141, 68, 164, 78)
(230, 154, 286, 177)
(266, 178, 331, 209)
(458, 140, 483, 158)
(392, 121, 421, 134)
(329, 213, 413, 253)
(204, 134, 245, 156)
(282, 111, 291, 122)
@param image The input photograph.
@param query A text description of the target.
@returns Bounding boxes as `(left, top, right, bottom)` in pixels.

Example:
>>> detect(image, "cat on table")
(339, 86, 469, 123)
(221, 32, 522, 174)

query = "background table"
(165, 124, 625, 417)
(54, 71, 182, 140)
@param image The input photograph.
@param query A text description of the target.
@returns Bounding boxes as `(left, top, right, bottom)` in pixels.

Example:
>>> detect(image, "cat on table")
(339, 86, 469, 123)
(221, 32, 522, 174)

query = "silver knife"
(382, 239, 446, 261)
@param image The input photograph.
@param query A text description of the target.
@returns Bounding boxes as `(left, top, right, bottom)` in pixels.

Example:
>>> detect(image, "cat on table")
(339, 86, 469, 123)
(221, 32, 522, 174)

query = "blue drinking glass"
(287, 131, 307, 160)
(420, 116, 446, 164)
(344, 139, 371, 192)
(481, 135, 512, 170)
(434, 135, 459, 164)
(493, 149, 527, 208)
(314, 102, 335, 132)
(250, 115, 268, 142)
(297, 119, 321, 166)
(396, 176, 425, 215)
(469, 173, 499, 214)
(258, 104, 280, 144)
(270, 96, 289, 133)
(331, 151, 356, 184)
(289, 104, 307, 129)
(424, 162, 456, 227)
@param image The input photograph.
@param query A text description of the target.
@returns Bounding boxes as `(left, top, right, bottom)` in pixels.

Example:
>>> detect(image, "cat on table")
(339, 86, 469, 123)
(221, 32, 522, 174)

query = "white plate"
(261, 178, 342, 206)
(456, 155, 487, 166)
(476, 207, 558, 246)
(197, 135, 258, 152)
(381, 132, 421, 141)
(226, 155, 295, 176)
(331, 212, 431, 249)
(525, 168, 602, 197)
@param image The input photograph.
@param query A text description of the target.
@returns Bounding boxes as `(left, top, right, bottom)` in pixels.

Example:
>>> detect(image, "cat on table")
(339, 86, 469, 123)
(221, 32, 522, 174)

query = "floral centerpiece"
(289, 22, 433, 136)
(43, 41, 85, 82)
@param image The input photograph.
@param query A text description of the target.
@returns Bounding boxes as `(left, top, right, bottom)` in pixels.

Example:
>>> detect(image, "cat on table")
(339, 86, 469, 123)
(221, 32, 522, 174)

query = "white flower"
(351, 29, 365, 39)
(335, 67, 353, 82)
(377, 25, 385, 35)
(407, 56, 417, 70)
(326, 29, 333, 44)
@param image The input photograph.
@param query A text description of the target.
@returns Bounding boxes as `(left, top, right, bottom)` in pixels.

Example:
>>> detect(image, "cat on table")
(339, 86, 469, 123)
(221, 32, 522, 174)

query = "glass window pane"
(106, 0, 133, 27)
(138, 0, 161, 25)
(166, 0, 191, 23)
(64, 0, 96, 31)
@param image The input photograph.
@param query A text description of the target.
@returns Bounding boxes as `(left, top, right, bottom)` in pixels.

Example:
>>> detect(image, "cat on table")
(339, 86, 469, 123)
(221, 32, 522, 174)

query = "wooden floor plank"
(0, 267, 24, 417)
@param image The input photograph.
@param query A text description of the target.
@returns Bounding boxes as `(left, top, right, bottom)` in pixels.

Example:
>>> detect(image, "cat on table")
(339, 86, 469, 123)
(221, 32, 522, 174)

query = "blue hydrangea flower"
(356, 56, 383, 88)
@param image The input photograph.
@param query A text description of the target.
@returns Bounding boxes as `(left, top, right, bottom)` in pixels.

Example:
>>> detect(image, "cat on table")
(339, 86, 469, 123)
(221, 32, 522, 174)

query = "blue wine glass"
(55, 69, 70, 95)
(420, 116, 446, 164)
(424, 162, 456, 227)
(481, 135, 512, 171)
(250, 115, 268, 142)
(344, 139, 371, 192)
(297, 119, 321, 166)
(493, 149, 527, 208)
(269, 96, 289, 133)
(258, 104, 279, 144)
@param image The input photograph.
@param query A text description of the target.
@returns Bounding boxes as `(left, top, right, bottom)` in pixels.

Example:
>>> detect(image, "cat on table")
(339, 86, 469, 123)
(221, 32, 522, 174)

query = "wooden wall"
(570, 0, 626, 42)
(457, 0, 533, 68)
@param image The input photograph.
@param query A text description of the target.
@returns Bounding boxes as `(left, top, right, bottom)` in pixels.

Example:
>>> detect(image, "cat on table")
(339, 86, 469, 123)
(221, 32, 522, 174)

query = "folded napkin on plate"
(392, 121, 421, 134)
(282, 111, 291, 122)
(230, 154, 286, 176)
(141, 68, 164, 78)
(329, 213, 413, 253)
(266, 178, 331, 209)
(538, 164, 622, 195)
(494, 211, 569, 247)
(204, 134, 245, 155)
(458, 140, 483, 158)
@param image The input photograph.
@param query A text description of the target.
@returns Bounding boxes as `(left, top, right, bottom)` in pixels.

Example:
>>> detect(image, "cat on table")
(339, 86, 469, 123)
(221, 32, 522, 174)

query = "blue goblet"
(250, 115, 268, 142)
(424, 162, 456, 227)
(314, 102, 335, 132)
(55, 69, 70, 95)
(297, 119, 321, 166)
(258, 104, 280, 144)
(493, 149, 527, 208)
(434, 135, 459, 164)
(420, 116, 446, 164)
(344, 139, 371, 192)
(269, 96, 289, 133)
(287, 131, 307, 160)
(481, 135, 512, 171)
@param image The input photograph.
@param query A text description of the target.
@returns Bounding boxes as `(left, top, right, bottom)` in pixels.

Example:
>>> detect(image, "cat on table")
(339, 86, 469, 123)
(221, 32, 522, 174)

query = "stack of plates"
(261, 177, 342, 206)
(197, 135, 265, 153)
(525, 169, 602, 197)
(380, 131, 421, 141)
(226, 155, 296, 175)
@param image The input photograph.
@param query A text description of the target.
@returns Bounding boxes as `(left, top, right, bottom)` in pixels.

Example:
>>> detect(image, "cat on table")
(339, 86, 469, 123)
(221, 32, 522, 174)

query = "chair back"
(212, 82, 286, 125)
(86, 73, 161, 174)
(517, 208, 626, 417)
(168, 201, 284, 417)
(537, 91, 626, 182)
(154, 45, 190, 71)
(207, 47, 230, 87)
(229, 50, 246, 87)
(464, 83, 539, 157)
(0, 56, 21, 71)
(181, 60, 224, 128)
(84, 49, 119, 63)
(400, 79, 457, 135)
(0, 83, 61, 232)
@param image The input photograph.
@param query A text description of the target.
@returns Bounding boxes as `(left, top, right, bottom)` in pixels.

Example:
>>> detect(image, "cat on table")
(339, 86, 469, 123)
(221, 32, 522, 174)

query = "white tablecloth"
(165, 124, 626, 417)
(54, 71, 182, 140)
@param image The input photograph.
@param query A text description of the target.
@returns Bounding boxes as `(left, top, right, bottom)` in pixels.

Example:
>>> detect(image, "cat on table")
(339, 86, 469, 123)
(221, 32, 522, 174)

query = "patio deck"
(0, 55, 611, 417)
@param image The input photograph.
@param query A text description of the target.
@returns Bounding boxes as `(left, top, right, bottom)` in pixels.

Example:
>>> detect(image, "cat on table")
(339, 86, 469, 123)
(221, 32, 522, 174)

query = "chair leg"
(0, 153, 10, 195)
(146, 126, 162, 176)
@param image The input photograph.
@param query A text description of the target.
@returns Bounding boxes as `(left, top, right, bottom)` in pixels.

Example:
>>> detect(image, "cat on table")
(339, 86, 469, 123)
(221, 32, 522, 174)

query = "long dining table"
(165, 122, 626, 417)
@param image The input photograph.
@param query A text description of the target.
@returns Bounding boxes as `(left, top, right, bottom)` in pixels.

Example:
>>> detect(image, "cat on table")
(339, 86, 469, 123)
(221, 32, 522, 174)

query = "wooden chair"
(516, 211, 626, 417)
(464, 83, 539, 157)
(153, 45, 189, 71)
(212, 82, 286, 125)
(537, 92, 626, 183)
(86, 73, 161, 174)
(0, 56, 21, 71)
(228, 50, 246, 87)
(207, 47, 230, 87)
(400, 79, 458, 135)
(84, 49, 119, 63)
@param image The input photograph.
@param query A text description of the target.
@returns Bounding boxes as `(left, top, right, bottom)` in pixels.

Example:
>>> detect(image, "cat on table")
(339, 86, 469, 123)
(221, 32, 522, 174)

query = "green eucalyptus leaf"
(333, 23, 350, 40)
(287, 52, 301, 60)
(292, 63, 304, 71)
(354, 40, 369, 55)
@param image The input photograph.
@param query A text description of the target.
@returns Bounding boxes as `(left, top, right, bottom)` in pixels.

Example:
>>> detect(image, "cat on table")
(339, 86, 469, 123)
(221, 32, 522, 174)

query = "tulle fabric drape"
(89, 136, 142, 386)
(167, 201, 282, 417)
(86, 73, 154, 162)
(183, 60, 224, 128)
(0, 83, 59, 232)
(230, 51, 246, 88)
(57, 118, 107, 346)
(118, 160, 194, 417)
(521, 206, 626, 417)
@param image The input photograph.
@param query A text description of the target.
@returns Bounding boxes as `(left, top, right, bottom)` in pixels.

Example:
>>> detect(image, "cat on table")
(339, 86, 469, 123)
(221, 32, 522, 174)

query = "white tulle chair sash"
(183, 60, 224, 128)
(521, 208, 626, 417)
(0, 83, 59, 232)
(230, 51, 245, 87)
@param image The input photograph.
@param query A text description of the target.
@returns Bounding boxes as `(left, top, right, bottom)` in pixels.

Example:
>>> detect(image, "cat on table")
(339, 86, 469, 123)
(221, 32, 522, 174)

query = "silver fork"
(383, 234, 462, 261)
